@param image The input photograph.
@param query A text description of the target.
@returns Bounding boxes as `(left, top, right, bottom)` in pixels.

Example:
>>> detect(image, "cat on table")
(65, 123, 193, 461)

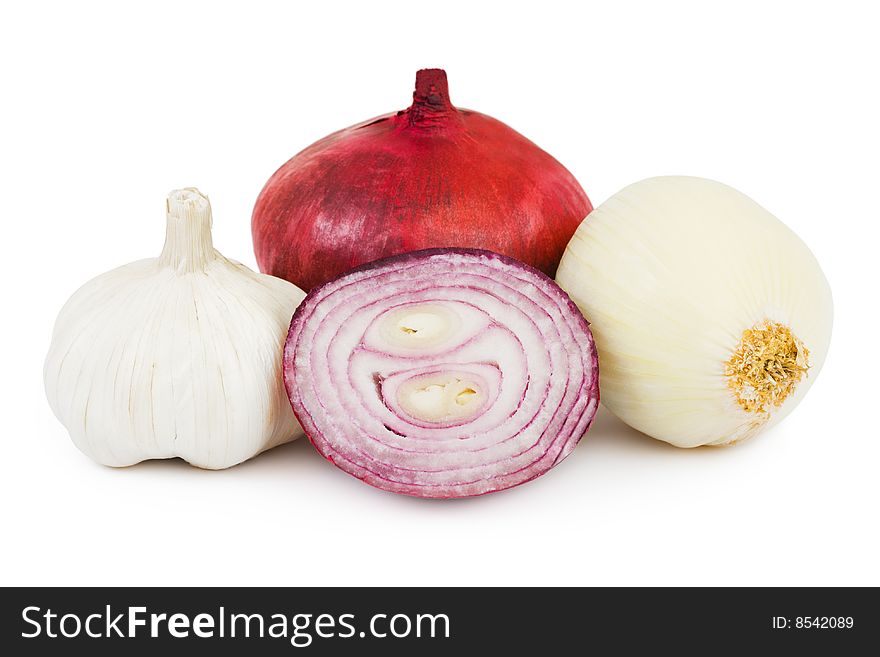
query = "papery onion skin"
(284, 248, 599, 498)
(253, 69, 591, 292)
(556, 176, 833, 448)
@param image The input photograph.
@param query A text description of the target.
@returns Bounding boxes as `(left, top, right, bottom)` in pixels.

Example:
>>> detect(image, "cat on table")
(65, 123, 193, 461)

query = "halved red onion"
(284, 249, 599, 498)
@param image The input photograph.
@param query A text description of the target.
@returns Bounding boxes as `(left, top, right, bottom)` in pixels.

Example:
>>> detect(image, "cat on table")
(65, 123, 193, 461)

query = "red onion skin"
(253, 69, 592, 292)
(284, 248, 600, 499)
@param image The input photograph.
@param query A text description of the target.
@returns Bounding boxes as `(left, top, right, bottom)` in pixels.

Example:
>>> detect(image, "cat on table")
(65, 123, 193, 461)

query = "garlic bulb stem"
(159, 188, 216, 273)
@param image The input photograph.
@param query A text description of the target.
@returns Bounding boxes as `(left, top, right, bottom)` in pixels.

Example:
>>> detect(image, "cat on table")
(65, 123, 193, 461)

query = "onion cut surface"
(284, 249, 599, 498)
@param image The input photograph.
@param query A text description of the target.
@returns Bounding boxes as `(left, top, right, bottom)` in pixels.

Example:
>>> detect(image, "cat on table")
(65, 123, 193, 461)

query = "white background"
(2, 1, 878, 586)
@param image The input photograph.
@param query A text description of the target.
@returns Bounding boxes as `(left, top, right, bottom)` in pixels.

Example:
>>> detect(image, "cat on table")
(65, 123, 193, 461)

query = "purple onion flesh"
(284, 249, 599, 498)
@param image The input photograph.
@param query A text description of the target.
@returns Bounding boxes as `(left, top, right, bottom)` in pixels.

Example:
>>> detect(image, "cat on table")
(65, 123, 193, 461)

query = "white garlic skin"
(44, 189, 306, 468)
(556, 176, 833, 447)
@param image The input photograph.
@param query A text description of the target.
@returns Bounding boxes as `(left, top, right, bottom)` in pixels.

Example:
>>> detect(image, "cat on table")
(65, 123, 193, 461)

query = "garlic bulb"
(556, 176, 832, 447)
(44, 188, 306, 468)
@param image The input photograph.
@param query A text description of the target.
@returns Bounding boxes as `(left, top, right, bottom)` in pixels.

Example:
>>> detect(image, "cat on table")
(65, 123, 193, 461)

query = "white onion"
(284, 249, 599, 498)
(556, 176, 833, 447)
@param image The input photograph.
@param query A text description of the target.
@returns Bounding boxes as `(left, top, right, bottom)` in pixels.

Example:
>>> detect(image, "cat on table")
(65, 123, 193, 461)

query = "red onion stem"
(404, 68, 456, 128)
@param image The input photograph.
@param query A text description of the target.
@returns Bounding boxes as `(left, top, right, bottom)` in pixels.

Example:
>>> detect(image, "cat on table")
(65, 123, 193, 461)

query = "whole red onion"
(253, 69, 592, 291)
(284, 248, 599, 498)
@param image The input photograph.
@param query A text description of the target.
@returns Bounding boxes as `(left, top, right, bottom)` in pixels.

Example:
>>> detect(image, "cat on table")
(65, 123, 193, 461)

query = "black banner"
(1, 587, 875, 654)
